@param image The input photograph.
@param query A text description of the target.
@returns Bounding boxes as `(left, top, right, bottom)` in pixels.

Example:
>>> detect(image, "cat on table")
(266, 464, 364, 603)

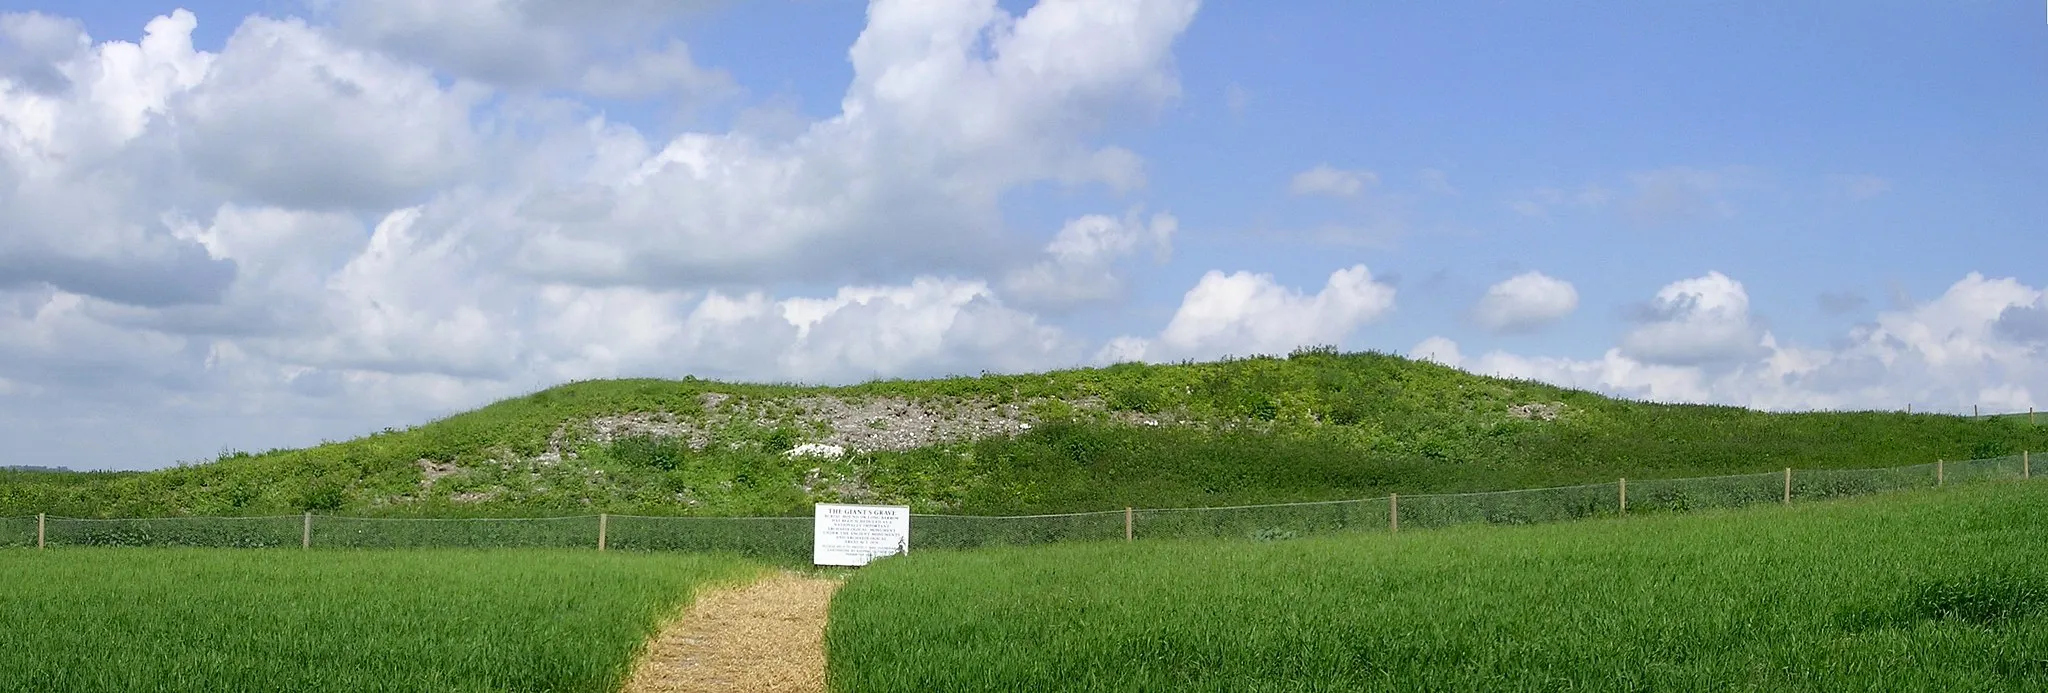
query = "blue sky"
(1, 0, 2044, 470)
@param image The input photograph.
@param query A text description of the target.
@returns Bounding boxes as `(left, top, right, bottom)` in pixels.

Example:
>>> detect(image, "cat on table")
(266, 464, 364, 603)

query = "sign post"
(814, 503, 911, 567)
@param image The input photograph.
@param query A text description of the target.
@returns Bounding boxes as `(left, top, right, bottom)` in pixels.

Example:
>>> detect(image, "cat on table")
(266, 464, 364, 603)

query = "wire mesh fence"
(1791, 462, 1938, 501)
(5, 453, 2036, 560)
(1, 516, 36, 548)
(606, 515, 812, 560)
(1400, 482, 1618, 529)
(314, 516, 600, 549)
(43, 515, 304, 548)
(1133, 499, 1389, 542)
(1627, 470, 1785, 515)
(911, 511, 1130, 550)
(1943, 455, 2027, 485)
(1885, 404, 2043, 421)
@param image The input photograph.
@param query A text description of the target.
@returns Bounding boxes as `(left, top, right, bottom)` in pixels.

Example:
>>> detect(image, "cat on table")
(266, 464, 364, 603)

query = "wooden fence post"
(1389, 494, 1399, 534)
(1937, 459, 1944, 486)
(1906, 403, 1912, 414)
(37, 513, 44, 550)
(1783, 468, 1791, 505)
(2025, 451, 2031, 480)
(1619, 478, 1627, 515)
(302, 512, 311, 549)
(1973, 404, 1979, 418)
(598, 513, 609, 551)
(1124, 507, 1133, 542)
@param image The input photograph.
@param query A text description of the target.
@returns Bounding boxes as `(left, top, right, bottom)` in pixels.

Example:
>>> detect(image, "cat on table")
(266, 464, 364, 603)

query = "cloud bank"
(1416, 272, 2046, 413)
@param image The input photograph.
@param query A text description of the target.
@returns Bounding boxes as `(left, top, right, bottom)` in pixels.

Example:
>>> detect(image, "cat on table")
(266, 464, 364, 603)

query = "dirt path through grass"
(623, 572, 841, 693)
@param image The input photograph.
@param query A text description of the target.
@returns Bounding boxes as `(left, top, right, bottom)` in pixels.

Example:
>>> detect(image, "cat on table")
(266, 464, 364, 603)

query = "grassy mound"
(4, 349, 2042, 517)
(826, 481, 2048, 692)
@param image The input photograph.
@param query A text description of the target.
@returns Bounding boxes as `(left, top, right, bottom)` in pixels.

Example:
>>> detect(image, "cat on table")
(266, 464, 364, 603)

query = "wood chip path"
(623, 572, 842, 693)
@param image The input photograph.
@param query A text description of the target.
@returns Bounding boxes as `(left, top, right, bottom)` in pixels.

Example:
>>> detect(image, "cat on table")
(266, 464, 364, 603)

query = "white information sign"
(813, 503, 911, 566)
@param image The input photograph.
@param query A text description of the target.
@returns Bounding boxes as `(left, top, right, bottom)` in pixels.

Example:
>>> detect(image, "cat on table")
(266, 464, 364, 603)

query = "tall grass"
(0, 548, 757, 692)
(827, 482, 2048, 692)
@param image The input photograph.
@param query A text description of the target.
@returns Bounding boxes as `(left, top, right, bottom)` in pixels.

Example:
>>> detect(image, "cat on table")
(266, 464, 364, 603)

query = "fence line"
(41, 514, 307, 521)
(908, 508, 1131, 519)
(4, 452, 2035, 561)
(299, 514, 606, 522)
(608, 513, 811, 520)
(1911, 404, 2041, 423)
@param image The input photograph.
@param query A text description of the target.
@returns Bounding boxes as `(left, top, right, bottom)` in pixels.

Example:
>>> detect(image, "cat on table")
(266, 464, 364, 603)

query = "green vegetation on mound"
(4, 349, 2043, 517)
(0, 548, 755, 693)
(826, 482, 2048, 692)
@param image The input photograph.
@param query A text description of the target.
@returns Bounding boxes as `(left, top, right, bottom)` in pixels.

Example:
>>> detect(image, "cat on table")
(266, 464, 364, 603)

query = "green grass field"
(827, 482, 2048, 692)
(0, 548, 757, 693)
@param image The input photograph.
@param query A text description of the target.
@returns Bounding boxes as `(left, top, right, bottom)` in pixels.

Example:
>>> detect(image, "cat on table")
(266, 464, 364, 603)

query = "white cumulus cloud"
(0, 0, 1200, 470)
(455, 0, 1202, 290)
(1002, 211, 1176, 309)
(1474, 271, 1577, 333)
(1619, 271, 1767, 366)
(177, 15, 489, 211)
(1102, 264, 1397, 363)
(1418, 272, 2048, 414)
(327, 0, 732, 100)
(1409, 335, 1463, 366)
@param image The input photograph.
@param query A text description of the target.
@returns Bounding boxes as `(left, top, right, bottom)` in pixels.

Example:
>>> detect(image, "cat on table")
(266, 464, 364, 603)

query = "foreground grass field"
(0, 549, 756, 693)
(828, 482, 2048, 692)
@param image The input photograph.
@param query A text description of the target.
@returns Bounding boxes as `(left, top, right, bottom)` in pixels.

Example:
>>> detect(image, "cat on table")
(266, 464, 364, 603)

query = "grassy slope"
(827, 482, 2048, 692)
(0, 548, 757, 693)
(4, 349, 2044, 517)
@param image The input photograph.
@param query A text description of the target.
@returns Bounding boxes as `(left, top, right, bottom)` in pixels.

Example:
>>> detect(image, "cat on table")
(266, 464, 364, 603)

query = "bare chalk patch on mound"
(624, 572, 841, 693)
